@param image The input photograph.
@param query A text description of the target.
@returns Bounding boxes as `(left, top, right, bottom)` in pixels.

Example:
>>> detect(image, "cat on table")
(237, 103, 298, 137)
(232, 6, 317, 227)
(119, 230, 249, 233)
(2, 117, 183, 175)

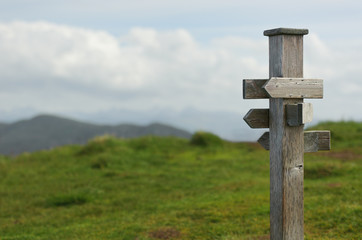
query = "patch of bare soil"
(326, 182, 342, 188)
(148, 227, 181, 240)
(252, 235, 270, 240)
(317, 150, 362, 161)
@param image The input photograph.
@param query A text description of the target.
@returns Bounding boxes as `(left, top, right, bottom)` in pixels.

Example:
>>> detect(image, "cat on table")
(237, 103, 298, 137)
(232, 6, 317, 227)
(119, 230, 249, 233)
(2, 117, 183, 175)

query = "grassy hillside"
(0, 115, 191, 155)
(0, 122, 361, 239)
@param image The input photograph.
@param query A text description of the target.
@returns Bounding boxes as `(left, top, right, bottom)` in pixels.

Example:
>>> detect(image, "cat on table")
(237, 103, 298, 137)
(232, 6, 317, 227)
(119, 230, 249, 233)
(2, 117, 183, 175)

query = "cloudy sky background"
(1, 0, 361, 140)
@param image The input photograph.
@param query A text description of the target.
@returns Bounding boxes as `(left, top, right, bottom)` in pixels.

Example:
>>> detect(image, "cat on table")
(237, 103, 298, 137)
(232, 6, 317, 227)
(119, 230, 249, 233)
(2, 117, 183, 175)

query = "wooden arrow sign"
(286, 103, 313, 126)
(243, 79, 269, 99)
(257, 131, 270, 150)
(243, 109, 269, 128)
(263, 77, 323, 99)
(258, 130, 330, 152)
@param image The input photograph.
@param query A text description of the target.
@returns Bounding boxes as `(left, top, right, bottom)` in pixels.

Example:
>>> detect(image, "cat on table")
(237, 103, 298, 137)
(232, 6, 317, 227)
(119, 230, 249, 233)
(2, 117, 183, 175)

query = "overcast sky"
(0, 0, 361, 139)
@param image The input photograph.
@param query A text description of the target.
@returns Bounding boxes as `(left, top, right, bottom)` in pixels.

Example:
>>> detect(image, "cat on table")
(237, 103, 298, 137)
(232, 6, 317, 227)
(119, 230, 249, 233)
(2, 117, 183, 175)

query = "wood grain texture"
(286, 103, 313, 126)
(263, 78, 323, 98)
(315, 130, 331, 150)
(243, 79, 269, 99)
(268, 32, 305, 240)
(258, 131, 270, 150)
(264, 28, 309, 36)
(302, 103, 313, 124)
(305, 131, 331, 152)
(303, 131, 319, 152)
(243, 109, 269, 128)
(258, 131, 330, 152)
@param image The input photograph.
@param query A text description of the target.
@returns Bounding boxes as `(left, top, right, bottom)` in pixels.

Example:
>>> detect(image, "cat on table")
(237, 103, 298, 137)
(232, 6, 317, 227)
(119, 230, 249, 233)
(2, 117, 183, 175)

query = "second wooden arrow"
(243, 109, 269, 128)
(258, 131, 331, 152)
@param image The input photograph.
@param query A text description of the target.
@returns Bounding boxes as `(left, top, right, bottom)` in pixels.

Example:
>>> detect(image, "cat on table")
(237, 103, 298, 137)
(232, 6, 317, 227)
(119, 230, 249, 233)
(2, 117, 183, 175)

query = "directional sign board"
(243, 78, 323, 99)
(243, 28, 330, 240)
(243, 79, 269, 99)
(263, 78, 323, 99)
(243, 109, 269, 128)
(286, 103, 313, 126)
(258, 131, 331, 152)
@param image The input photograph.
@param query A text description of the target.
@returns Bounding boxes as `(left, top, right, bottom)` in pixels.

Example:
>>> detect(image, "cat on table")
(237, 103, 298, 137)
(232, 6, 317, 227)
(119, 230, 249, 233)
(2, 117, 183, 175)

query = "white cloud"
(0, 21, 267, 113)
(0, 21, 361, 124)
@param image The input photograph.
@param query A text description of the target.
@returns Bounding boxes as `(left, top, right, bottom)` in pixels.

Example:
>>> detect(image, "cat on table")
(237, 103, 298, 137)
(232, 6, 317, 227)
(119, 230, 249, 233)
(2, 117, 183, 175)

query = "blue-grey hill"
(0, 115, 192, 155)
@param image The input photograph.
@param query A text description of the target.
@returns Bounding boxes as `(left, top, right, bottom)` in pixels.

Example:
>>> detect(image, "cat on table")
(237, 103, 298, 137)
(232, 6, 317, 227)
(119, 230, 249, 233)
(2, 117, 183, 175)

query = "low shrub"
(190, 131, 223, 147)
(46, 193, 90, 207)
(77, 135, 118, 155)
(91, 156, 108, 169)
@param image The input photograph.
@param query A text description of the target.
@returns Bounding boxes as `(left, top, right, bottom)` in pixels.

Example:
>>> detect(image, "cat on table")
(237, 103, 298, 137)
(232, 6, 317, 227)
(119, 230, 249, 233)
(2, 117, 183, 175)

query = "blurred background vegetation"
(0, 121, 361, 239)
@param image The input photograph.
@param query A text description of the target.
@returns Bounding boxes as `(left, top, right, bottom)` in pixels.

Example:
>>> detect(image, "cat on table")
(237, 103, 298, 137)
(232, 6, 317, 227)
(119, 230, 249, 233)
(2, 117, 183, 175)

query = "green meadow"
(0, 121, 361, 240)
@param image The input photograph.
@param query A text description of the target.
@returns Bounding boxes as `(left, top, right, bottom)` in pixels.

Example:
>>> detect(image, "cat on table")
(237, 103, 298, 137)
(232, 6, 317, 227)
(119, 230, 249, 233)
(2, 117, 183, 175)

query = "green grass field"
(0, 121, 361, 240)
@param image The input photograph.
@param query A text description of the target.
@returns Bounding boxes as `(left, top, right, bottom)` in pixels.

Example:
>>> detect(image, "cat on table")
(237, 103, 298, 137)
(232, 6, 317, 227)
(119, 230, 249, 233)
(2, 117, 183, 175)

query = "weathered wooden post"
(243, 28, 330, 239)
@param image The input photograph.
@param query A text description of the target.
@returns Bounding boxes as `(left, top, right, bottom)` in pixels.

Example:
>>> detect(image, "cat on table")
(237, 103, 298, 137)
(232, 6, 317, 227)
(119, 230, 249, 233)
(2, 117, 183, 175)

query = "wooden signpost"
(242, 28, 331, 240)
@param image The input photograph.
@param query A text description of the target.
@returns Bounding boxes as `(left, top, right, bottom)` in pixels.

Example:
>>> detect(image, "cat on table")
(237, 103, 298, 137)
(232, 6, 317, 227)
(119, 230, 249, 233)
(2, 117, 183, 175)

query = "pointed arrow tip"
(243, 109, 269, 129)
(257, 132, 270, 150)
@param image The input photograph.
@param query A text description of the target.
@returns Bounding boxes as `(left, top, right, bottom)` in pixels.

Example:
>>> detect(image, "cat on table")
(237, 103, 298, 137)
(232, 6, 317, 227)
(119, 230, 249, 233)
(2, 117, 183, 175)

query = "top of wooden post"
(264, 28, 309, 36)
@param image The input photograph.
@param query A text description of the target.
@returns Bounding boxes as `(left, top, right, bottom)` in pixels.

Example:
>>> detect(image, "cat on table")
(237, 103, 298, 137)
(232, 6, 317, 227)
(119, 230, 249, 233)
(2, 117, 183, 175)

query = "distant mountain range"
(0, 107, 268, 142)
(0, 115, 192, 155)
